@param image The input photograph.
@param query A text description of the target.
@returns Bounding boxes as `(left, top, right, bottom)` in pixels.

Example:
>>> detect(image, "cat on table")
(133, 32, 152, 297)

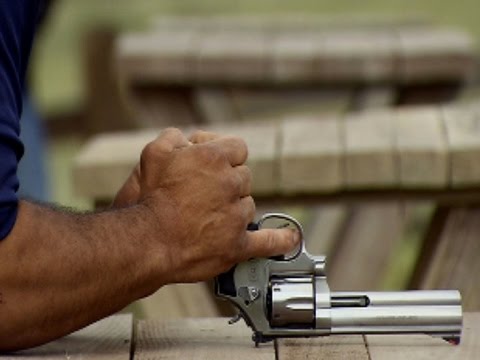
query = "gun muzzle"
(270, 277, 462, 344)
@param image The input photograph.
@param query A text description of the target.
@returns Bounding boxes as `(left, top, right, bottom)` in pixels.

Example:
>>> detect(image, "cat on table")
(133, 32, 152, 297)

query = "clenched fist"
(114, 128, 299, 285)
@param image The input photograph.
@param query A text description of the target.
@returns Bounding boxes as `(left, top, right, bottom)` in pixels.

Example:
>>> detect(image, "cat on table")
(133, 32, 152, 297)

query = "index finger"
(242, 228, 300, 260)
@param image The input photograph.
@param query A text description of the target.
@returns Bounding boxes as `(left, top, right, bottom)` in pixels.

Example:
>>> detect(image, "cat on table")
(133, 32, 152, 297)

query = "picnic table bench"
(6, 313, 479, 359)
(74, 103, 480, 202)
(83, 16, 475, 134)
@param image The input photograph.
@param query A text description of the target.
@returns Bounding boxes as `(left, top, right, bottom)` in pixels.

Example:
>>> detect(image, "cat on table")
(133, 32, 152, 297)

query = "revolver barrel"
(270, 277, 462, 343)
(329, 291, 462, 341)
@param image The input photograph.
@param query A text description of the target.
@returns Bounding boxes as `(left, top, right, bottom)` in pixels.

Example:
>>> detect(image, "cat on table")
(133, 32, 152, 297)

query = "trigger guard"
(257, 213, 305, 260)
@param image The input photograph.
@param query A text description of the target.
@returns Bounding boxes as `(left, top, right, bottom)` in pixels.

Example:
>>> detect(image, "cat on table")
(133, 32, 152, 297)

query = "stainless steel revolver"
(215, 213, 462, 346)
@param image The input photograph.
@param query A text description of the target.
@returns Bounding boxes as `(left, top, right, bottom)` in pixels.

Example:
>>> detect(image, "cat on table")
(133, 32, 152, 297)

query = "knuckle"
(141, 141, 160, 161)
(162, 127, 183, 137)
(189, 130, 205, 142)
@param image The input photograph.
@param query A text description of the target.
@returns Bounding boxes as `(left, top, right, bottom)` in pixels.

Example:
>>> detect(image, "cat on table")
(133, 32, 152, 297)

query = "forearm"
(0, 200, 162, 351)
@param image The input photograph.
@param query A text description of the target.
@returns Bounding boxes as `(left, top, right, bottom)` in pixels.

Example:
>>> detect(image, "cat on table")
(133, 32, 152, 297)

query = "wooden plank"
(134, 318, 275, 360)
(229, 88, 353, 121)
(316, 29, 397, 83)
(276, 336, 369, 360)
(73, 102, 480, 199)
(442, 104, 480, 186)
(117, 26, 473, 85)
(349, 85, 396, 110)
(271, 32, 319, 82)
(421, 208, 480, 311)
(280, 116, 343, 193)
(408, 205, 450, 290)
(196, 31, 270, 83)
(304, 205, 349, 256)
(344, 110, 396, 188)
(366, 313, 480, 359)
(398, 27, 475, 83)
(327, 203, 406, 291)
(6, 314, 132, 359)
(116, 31, 197, 83)
(193, 87, 238, 124)
(341, 96, 400, 297)
(129, 87, 199, 127)
(138, 283, 220, 319)
(254, 188, 480, 207)
(394, 106, 448, 187)
(73, 129, 157, 199)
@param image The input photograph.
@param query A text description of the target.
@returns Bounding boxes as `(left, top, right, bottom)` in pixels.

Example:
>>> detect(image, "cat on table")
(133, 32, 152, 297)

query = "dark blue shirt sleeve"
(0, 0, 42, 239)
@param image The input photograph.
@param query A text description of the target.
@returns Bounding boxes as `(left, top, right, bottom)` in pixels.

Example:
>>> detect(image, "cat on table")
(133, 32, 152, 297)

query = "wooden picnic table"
(6, 312, 479, 359)
(72, 102, 480, 319)
(78, 16, 479, 322)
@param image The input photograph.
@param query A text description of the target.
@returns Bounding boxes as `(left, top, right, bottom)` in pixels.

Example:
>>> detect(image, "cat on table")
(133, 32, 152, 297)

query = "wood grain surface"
(421, 207, 480, 311)
(276, 336, 369, 360)
(134, 318, 275, 360)
(394, 106, 448, 187)
(117, 22, 474, 84)
(3, 314, 132, 359)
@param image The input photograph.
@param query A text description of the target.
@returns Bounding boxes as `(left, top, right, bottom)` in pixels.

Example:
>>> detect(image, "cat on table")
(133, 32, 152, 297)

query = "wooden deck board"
(280, 116, 343, 193)
(344, 110, 396, 188)
(421, 208, 480, 311)
(3, 314, 132, 359)
(134, 318, 275, 360)
(394, 106, 448, 187)
(276, 336, 369, 360)
(117, 24, 474, 84)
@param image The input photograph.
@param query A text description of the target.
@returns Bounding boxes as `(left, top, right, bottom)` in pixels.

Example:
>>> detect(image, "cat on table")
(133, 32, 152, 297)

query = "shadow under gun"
(215, 213, 462, 346)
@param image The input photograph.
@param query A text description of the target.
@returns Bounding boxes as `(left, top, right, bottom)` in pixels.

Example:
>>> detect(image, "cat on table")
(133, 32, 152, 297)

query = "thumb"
(242, 228, 300, 259)
(112, 164, 141, 208)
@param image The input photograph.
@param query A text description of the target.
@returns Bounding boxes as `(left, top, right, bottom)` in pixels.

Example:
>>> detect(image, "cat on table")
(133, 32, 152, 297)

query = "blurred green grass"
(33, 0, 480, 115)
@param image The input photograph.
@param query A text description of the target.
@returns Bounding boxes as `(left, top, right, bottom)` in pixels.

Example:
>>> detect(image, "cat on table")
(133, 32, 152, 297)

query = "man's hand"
(0, 127, 298, 351)
(114, 128, 299, 284)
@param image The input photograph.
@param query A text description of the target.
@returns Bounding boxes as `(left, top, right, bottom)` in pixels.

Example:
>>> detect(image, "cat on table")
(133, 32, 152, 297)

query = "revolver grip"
(215, 222, 259, 298)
